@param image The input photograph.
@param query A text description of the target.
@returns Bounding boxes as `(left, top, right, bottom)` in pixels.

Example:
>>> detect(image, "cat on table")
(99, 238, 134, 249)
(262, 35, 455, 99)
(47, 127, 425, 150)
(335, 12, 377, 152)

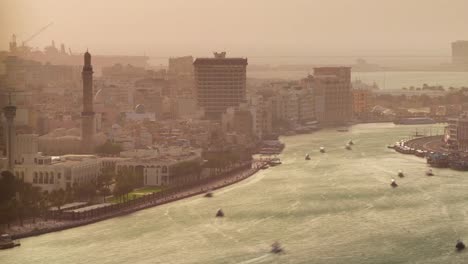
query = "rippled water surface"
(2, 123, 468, 264)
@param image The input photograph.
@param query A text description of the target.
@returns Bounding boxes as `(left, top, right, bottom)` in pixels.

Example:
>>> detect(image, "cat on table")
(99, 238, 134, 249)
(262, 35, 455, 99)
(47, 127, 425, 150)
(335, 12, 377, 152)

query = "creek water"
(2, 123, 468, 264)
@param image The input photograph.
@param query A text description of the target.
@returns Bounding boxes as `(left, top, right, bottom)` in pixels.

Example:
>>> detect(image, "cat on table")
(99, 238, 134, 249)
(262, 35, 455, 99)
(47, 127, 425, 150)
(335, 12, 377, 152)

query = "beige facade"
(194, 52, 247, 120)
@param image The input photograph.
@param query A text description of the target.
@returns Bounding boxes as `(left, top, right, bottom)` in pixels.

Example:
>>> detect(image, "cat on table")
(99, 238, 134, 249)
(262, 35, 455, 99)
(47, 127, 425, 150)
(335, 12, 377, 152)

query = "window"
(162, 166, 168, 173)
(39, 173, 43, 184)
(50, 175, 54, 184)
(44, 173, 49, 184)
(33, 173, 38, 184)
(57, 173, 61, 179)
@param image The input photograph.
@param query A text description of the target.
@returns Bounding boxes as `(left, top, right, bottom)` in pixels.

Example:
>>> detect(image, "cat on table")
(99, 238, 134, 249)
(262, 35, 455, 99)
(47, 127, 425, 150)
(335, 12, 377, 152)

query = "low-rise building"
(14, 154, 101, 192)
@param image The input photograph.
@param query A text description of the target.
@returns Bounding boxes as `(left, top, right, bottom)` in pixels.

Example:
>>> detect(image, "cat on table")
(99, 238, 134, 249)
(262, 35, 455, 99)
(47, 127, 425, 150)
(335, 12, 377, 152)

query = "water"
(248, 71, 468, 90)
(2, 123, 468, 264)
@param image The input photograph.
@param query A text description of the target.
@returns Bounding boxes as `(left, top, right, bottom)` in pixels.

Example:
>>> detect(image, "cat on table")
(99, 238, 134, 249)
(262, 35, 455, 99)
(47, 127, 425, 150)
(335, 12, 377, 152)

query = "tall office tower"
(313, 67, 352, 125)
(194, 52, 247, 120)
(81, 51, 95, 153)
(452, 41, 468, 65)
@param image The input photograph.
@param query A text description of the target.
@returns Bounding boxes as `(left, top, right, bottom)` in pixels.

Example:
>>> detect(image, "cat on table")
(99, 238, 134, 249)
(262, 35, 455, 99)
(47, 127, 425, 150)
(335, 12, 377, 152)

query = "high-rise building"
(313, 67, 352, 125)
(194, 52, 247, 120)
(452, 41, 468, 65)
(3, 103, 16, 171)
(81, 51, 95, 153)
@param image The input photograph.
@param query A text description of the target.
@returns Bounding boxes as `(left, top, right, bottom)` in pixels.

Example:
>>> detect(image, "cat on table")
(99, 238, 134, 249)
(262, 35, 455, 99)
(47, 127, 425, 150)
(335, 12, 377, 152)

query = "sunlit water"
(2, 123, 468, 264)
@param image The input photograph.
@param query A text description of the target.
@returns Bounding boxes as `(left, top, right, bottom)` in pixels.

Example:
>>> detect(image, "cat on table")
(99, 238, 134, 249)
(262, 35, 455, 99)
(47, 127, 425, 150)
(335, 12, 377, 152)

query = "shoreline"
(9, 164, 264, 240)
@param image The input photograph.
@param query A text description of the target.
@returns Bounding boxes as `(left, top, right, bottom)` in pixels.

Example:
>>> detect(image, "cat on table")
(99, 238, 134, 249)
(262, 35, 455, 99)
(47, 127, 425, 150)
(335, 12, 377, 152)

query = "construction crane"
(21, 22, 54, 47)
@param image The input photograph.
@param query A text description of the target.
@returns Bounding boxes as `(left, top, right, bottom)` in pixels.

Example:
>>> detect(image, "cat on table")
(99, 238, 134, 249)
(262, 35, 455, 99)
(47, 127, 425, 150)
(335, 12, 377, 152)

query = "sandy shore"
(7, 164, 264, 239)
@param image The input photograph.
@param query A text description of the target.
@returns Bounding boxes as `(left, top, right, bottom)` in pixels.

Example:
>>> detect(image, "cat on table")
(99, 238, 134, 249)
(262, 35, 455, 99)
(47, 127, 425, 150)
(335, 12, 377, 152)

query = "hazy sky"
(1, 0, 468, 59)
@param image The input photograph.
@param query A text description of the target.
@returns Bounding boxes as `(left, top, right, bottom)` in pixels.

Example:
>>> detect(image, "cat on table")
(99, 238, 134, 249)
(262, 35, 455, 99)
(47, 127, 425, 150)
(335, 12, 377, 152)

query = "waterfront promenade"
(7, 162, 264, 239)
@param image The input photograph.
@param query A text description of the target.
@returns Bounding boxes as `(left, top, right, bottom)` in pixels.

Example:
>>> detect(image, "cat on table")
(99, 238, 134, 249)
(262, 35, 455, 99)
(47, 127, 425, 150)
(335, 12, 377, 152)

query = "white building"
(116, 147, 202, 187)
(14, 154, 101, 192)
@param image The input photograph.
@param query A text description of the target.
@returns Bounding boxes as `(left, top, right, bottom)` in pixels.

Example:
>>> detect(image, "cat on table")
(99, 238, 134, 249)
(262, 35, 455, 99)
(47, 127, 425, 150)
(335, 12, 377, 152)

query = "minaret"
(81, 51, 95, 153)
(3, 95, 16, 171)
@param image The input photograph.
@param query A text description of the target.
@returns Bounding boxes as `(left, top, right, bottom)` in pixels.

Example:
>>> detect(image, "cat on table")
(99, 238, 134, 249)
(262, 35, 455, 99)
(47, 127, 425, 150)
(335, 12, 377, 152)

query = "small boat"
(0, 234, 20, 250)
(216, 208, 224, 217)
(320, 147, 325, 153)
(268, 158, 282, 167)
(398, 170, 404, 178)
(348, 140, 354, 145)
(337, 128, 349, 132)
(305, 154, 311, 160)
(345, 144, 352, 150)
(456, 240, 466, 251)
(271, 241, 283, 254)
(391, 179, 398, 188)
(426, 169, 434, 176)
(204, 189, 213, 197)
(387, 145, 395, 149)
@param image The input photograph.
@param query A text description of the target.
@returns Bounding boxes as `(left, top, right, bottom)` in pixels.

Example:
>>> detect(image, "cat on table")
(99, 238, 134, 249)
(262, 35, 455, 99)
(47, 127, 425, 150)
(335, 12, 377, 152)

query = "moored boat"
(204, 189, 213, 197)
(0, 234, 20, 250)
(268, 158, 282, 166)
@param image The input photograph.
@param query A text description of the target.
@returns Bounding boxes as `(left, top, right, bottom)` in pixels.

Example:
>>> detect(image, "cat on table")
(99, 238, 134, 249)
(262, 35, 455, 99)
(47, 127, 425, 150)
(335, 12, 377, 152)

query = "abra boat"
(391, 179, 398, 188)
(216, 209, 224, 217)
(305, 154, 311, 160)
(426, 169, 434, 176)
(456, 240, 466, 251)
(0, 234, 20, 250)
(271, 241, 283, 254)
(398, 170, 404, 177)
(320, 147, 325, 153)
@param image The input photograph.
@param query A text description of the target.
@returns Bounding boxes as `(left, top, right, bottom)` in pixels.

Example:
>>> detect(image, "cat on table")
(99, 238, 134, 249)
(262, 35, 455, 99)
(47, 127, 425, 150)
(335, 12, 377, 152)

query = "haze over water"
(2, 124, 467, 264)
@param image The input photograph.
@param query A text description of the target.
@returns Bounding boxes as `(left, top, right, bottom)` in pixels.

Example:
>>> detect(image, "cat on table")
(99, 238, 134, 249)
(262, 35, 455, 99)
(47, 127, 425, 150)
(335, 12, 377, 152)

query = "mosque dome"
(135, 104, 146, 114)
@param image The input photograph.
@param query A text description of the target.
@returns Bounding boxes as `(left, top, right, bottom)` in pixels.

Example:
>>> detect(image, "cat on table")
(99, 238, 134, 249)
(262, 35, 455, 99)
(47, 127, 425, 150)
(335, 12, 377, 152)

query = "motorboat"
(0, 234, 20, 250)
(337, 128, 349, 132)
(216, 208, 224, 217)
(426, 169, 434, 176)
(398, 170, 404, 178)
(348, 140, 354, 145)
(320, 147, 325, 153)
(456, 240, 466, 251)
(271, 241, 283, 254)
(391, 179, 398, 188)
(305, 154, 311, 160)
(345, 144, 352, 150)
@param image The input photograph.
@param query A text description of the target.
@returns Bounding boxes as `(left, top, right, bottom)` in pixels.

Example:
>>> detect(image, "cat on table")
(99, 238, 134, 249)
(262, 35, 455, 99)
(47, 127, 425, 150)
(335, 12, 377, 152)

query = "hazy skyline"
(1, 0, 468, 60)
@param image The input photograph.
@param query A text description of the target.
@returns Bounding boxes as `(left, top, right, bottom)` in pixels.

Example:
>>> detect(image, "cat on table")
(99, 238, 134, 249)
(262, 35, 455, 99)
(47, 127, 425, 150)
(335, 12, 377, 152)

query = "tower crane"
(21, 22, 54, 47)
